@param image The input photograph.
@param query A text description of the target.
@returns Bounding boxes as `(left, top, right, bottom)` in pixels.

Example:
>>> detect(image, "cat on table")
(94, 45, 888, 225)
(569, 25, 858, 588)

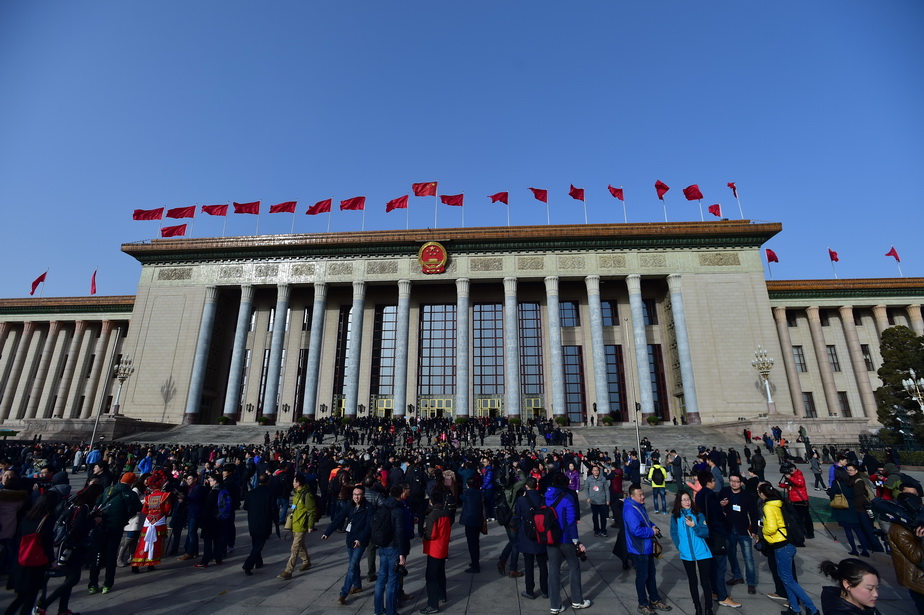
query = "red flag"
(412, 182, 438, 197)
(340, 196, 365, 211)
(568, 185, 585, 201)
(886, 246, 901, 262)
(683, 184, 704, 201)
(607, 185, 624, 201)
(528, 188, 548, 203)
(765, 249, 779, 263)
(201, 204, 228, 216)
(727, 182, 738, 198)
(90, 270, 97, 295)
(269, 201, 297, 214)
(708, 204, 722, 217)
(233, 201, 260, 215)
(306, 199, 332, 215)
(386, 195, 408, 212)
(166, 206, 196, 219)
(30, 271, 47, 296)
(489, 191, 509, 204)
(828, 248, 839, 262)
(132, 207, 164, 221)
(654, 180, 670, 200)
(440, 194, 464, 207)
(161, 224, 187, 237)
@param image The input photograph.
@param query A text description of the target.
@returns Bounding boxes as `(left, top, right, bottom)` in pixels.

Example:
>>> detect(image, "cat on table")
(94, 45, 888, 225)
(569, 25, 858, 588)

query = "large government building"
(0, 221, 922, 439)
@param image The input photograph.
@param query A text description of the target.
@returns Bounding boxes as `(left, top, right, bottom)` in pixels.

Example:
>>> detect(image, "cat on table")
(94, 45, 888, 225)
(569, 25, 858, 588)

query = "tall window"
(648, 344, 668, 419)
(267, 307, 275, 331)
(803, 392, 818, 419)
(792, 346, 808, 372)
(518, 303, 544, 396)
(302, 308, 311, 331)
(837, 391, 852, 418)
(332, 306, 352, 399)
(604, 345, 627, 421)
(820, 309, 830, 326)
(294, 349, 309, 418)
(826, 345, 841, 372)
(602, 300, 619, 326)
(371, 305, 398, 395)
(786, 310, 798, 328)
(562, 346, 586, 424)
(860, 344, 874, 371)
(257, 349, 271, 412)
(854, 310, 864, 327)
(473, 303, 504, 395)
(417, 304, 457, 396)
(643, 298, 659, 326)
(560, 301, 580, 327)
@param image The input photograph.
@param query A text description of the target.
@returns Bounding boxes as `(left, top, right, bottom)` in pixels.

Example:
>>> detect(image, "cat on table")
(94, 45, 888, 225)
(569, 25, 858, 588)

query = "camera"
(872, 495, 924, 531)
(394, 563, 408, 577)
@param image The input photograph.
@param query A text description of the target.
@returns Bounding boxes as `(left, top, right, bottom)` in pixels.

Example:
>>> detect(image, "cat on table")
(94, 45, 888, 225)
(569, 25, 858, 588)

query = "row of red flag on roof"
(764, 247, 901, 264)
(132, 180, 742, 237)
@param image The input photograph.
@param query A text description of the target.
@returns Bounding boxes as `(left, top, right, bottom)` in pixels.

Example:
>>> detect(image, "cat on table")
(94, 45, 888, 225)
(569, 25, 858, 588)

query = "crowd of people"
(0, 417, 919, 615)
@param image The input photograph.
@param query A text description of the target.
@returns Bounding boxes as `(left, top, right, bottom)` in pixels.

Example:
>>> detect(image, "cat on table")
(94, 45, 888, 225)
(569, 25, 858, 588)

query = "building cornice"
(767, 278, 924, 301)
(0, 296, 135, 316)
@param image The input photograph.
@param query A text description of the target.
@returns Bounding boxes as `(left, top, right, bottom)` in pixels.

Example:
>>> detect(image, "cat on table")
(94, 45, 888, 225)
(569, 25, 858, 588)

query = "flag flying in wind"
(269, 201, 297, 214)
(386, 195, 408, 212)
(30, 271, 47, 296)
(488, 191, 509, 204)
(412, 182, 438, 197)
(440, 194, 464, 207)
(166, 206, 196, 219)
(568, 185, 585, 201)
(607, 185, 624, 201)
(683, 184, 704, 201)
(233, 201, 261, 215)
(654, 180, 670, 200)
(528, 188, 548, 203)
(340, 196, 366, 211)
(161, 224, 187, 238)
(708, 204, 722, 217)
(132, 207, 164, 221)
(90, 270, 97, 295)
(886, 246, 901, 262)
(306, 199, 332, 215)
(727, 182, 738, 198)
(201, 204, 228, 216)
(828, 248, 839, 262)
(765, 249, 779, 263)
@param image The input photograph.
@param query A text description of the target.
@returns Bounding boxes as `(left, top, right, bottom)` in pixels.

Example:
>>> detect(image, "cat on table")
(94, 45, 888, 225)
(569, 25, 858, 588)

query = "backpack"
(53, 502, 78, 546)
(650, 466, 665, 485)
(370, 502, 395, 547)
(494, 490, 513, 527)
(778, 500, 806, 548)
(525, 492, 566, 545)
(215, 489, 233, 521)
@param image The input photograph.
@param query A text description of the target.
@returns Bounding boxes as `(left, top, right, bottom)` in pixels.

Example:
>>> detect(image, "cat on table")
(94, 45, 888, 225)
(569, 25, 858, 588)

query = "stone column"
(805, 306, 839, 417)
(52, 322, 88, 418)
(25, 322, 62, 419)
(183, 287, 219, 425)
(585, 275, 610, 425)
(0, 322, 12, 380)
(0, 322, 35, 421)
(772, 307, 804, 417)
(839, 306, 878, 418)
(626, 275, 655, 419)
(393, 280, 412, 419)
(544, 277, 566, 420)
(262, 284, 291, 421)
(908, 304, 924, 336)
(666, 274, 701, 425)
(301, 283, 327, 420)
(80, 321, 114, 419)
(222, 285, 254, 419)
(503, 277, 521, 418)
(343, 281, 366, 418)
(872, 305, 890, 338)
(454, 279, 470, 419)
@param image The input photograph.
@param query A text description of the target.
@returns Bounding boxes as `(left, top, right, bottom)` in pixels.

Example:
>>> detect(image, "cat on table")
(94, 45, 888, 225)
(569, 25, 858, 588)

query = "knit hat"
(120, 472, 136, 485)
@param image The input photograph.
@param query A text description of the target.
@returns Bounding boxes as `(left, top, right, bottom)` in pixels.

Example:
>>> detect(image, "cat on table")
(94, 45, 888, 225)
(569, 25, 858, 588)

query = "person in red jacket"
(420, 491, 453, 614)
(779, 463, 814, 539)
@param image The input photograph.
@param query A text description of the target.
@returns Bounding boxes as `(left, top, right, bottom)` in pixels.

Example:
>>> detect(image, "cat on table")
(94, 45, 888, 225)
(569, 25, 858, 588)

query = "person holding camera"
(625, 483, 672, 615)
(886, 482, 924, 613)
(546, 471, 589, 613)
(669, 491, 713, 615)
(779, 463, 814, 540)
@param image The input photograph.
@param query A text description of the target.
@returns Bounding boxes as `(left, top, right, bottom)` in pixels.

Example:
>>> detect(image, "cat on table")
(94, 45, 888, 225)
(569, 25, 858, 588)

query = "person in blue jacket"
(545, 472, 590, 613)
(624, 484, 672, 615)
(669, 491, 714, 615)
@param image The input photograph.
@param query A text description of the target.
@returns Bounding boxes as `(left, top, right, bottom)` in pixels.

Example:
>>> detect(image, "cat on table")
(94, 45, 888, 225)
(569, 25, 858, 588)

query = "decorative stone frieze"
(599, 254, 627, 269)
(698, 252, 740, 267)
(291, 264, 316, 277)
(157, 267, 192, 281)
(517, 256, 544, 271)
(558, 255, 585, 269)
(367, 261, 399, 275)
(640, 254, 667, 268)
(471, 257, 503, 272)
(219, 266, 244, 279)
(254, 265, 279, 278)
(329, 262, 353, 276)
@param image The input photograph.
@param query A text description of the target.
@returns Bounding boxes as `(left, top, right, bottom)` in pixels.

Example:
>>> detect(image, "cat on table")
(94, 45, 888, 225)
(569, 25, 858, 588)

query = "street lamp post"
(91, 356, 134, 446)
(751, 345, 777, 416)
(903, 369, 924, 410)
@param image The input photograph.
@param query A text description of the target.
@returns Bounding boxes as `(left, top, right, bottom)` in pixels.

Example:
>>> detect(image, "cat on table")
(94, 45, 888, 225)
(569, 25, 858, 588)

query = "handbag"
(652, 538, 663, 559)
(829, 482, 849, 510)
(18, 516, 50, 567)
(480, 518, 488, 535)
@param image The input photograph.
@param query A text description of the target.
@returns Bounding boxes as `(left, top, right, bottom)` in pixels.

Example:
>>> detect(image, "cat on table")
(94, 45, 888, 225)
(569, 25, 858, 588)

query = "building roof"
(0, 296, 135, 316)
(767, 278, 924, 301)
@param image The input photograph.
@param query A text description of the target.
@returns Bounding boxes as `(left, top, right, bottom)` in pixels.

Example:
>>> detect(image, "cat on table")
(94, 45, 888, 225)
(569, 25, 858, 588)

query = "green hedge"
(896, 450, 924, 466)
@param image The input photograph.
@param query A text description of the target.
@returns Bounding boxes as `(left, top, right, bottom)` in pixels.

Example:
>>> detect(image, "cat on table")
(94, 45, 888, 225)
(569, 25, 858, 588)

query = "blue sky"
(1, 1, 921, 297)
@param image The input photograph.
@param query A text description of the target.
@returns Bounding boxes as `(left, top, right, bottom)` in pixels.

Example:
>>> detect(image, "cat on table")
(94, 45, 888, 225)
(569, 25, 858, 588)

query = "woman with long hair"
(669, 491, 713, 615)
(828, 467, 873, 557)
(818, 558, 880, 614)
(844, 464, 883, 553)
(4, 491, 56, 615)
(758, 483, 819, 615)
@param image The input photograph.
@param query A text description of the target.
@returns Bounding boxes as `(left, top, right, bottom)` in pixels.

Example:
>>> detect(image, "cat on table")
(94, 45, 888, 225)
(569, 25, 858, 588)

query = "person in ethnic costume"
(131, 469, 172, 571)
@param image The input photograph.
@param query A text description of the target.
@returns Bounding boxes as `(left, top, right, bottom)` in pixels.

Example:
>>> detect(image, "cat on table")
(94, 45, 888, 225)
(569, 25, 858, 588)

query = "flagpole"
(735, 193, 744, 219)
(583, 198, 588, 225)
(327, 198, 332, 233)
(767, 261, 773, 279)
(191, 203, 197, 238)
(221, 202, 228, 237)
(897, 262, 904, 277)
(254, 201, 260, 236)
(290, 202, 297, 234)
(697, 199, 704, 222)
(506, 199, 510, 227)
(828, 247, 838, 279)
(546, 190, 550, 225)
(434, 188, 439, 229)
(362, 196, 366, 232)
(461, 193, 465, 228)
(405, 199, 409, 231)
(662, 197, 668, 222)
(622, 186, 627, 223)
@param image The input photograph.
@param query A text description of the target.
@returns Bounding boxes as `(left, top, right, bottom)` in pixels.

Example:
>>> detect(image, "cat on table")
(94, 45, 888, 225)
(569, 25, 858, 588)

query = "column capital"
(399, 279, 413, 297)
(100, 320, 114, 333)
(276, 283, 291, 302)
(22, 321, 36, 334)
(205, 286, 219, 302)
(838, 305, 854, 317)
(240, 284, 254, 302)
(455, 278, 469, 297)
(313, 282, 327, 302)
(585, 275, 601, 295)
(503, 277, 517, 296)
(73, 320, 88, 333)
(352, 280, 366, 300)
(47, 321, 61, 334)
(772, 306, 788, 323)
(666, 273, 682, 292)
(626, 274, 641, 295)
(544, 276, 560, 294)
(805, 306, 821, 321)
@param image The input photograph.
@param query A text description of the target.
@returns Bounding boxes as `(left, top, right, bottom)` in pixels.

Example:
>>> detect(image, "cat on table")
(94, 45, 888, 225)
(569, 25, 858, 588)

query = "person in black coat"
(242, 473, 275, 575)
(513, 477, 549, 599)
(459, 477, 484, 573)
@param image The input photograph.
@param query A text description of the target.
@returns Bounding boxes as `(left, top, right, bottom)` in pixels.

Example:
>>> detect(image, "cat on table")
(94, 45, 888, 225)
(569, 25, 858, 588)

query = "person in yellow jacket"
(278, 473, 318, 580)
(758, 483, 818, 615)
(647, 462, 668, 514)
